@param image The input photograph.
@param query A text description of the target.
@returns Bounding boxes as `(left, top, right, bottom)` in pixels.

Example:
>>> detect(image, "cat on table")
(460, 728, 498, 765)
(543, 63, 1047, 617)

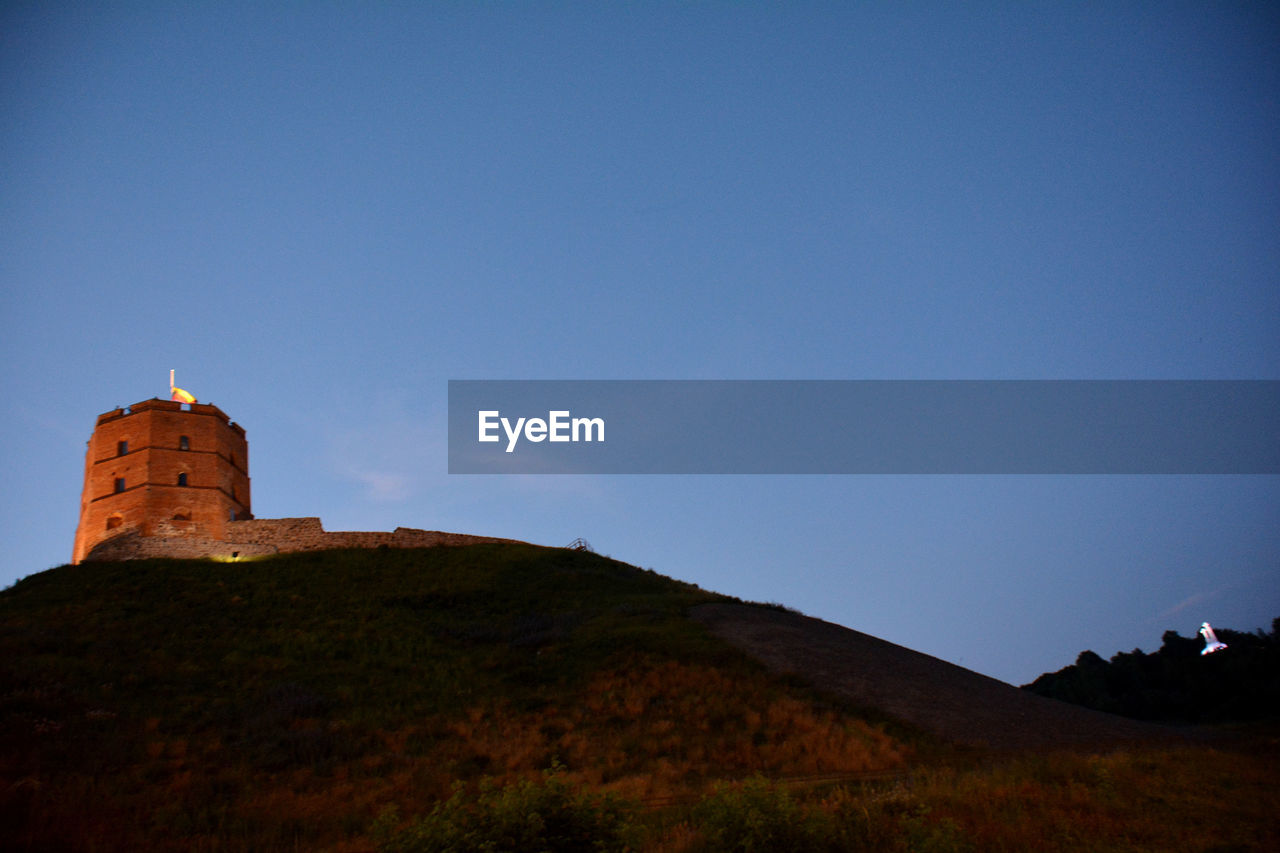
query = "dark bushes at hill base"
(374, 770, 977, 853)
(373, 767, 637, 853)
(1024, 618, 1280, 723)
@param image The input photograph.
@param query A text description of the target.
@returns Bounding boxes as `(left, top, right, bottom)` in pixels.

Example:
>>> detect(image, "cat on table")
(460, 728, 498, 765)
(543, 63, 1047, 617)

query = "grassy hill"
(2, 544, 1278, 852)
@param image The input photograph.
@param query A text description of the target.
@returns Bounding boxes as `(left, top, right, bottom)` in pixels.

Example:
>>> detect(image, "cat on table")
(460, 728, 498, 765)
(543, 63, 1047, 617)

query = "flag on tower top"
(169, 370, 197, 404)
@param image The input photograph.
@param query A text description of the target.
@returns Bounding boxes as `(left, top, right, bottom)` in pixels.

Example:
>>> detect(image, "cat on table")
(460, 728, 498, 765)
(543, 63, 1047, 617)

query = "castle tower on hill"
(72, 394, 520, 564)
(72, 399, 251, 564)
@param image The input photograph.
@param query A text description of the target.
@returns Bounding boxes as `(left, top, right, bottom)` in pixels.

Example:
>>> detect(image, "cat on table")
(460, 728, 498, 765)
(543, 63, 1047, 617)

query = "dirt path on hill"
(691, 602, 1180, 750)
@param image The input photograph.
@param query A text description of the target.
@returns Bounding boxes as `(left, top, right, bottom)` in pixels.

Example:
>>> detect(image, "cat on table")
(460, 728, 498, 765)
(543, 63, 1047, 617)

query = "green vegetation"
(0, 545, 908, 850)
(2, 544, 1277, 851)
(374, 764, 637, 853)
(373, 746, 1280, 853)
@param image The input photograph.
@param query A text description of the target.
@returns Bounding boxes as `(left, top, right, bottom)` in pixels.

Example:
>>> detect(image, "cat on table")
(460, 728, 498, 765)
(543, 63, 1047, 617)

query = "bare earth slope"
(692, 602, 1176, 750)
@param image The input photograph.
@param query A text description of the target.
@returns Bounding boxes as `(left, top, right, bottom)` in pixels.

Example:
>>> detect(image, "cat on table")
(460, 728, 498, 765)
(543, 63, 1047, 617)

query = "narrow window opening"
(117, 440, 128, 456)
(177, 473, 188, 486)
(179, 435, 190, 450)
(114, 478, 125, 494)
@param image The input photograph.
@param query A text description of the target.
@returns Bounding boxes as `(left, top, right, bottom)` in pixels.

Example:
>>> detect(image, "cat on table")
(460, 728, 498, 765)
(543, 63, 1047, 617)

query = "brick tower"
(73, 399, 252, 563)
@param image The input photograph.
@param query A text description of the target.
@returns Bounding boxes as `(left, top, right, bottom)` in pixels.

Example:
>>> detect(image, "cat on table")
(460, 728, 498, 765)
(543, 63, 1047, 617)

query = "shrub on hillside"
(692, 776, 834, 852)
(375, 765, 635, 853)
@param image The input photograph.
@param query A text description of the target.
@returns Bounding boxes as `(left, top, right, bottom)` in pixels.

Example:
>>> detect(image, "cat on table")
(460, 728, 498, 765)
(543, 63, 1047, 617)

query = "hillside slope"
(1, 543, 1214, 852)
(693, 603, 1168, 750)
(0, 544, 911, 850)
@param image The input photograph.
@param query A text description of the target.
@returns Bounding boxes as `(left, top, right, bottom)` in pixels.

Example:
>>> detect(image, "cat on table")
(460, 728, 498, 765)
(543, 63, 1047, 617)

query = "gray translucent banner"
(447, 380, 1280, 474)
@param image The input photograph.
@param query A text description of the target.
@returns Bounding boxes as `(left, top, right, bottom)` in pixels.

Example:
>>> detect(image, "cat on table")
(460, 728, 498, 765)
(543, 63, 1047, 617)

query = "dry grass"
(631, 733, 1280, 853)
(424, 657, 907, 802)
(909, 741, 1280, 853)
(5, 548, 1276, 851)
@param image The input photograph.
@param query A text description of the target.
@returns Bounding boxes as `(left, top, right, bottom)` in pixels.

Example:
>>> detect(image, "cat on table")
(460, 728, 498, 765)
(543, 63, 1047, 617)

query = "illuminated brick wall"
(73, 399, 520, 564)
(72, 399, 251, 564)
(81, 520, 519, 562)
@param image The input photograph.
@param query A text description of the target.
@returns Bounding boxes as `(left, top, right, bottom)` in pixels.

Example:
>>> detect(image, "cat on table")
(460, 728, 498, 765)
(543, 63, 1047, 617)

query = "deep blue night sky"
(3, 2, 1277, 683)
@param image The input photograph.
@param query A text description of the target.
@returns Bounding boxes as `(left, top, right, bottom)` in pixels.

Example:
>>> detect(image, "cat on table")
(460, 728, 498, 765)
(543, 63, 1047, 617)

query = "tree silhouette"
(1024, 618, 1280, 723)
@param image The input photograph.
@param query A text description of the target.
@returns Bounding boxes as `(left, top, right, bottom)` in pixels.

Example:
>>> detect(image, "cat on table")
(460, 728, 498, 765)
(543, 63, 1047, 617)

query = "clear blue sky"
(2, 2, 1277, 684)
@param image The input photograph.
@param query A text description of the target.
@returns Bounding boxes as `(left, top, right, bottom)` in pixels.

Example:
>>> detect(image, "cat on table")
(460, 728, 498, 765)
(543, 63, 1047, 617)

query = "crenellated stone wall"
(81, 517, 524, 562)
